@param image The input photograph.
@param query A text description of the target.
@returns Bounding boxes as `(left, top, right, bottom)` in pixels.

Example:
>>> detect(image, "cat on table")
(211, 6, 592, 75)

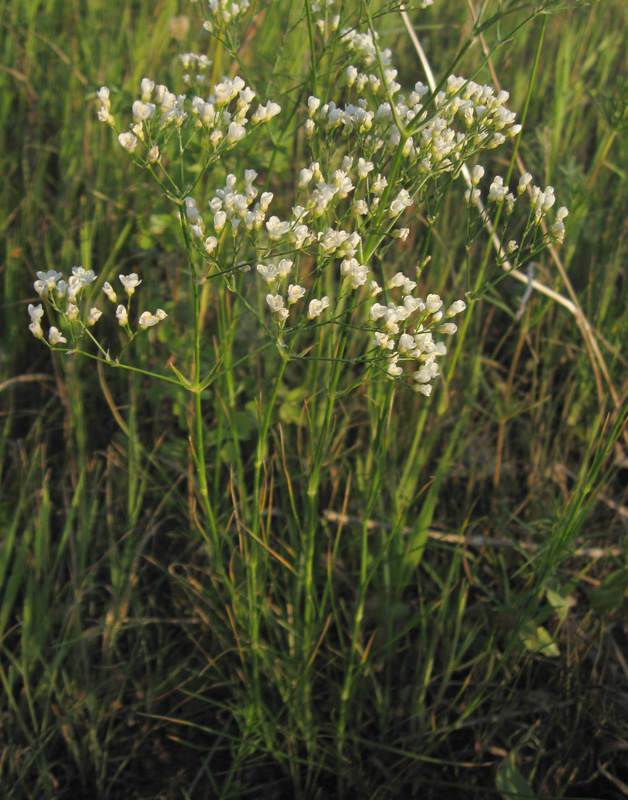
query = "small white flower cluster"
(369, 280, 466, 394)
(465, 167, 569, 250)
(96, 74, 279, 165)
(201, 0, 250, 32)
(179, 52, 212, 86)
(307, 72, 523, 180)
(311, 0, 340, 36)
(86, 12, 567, 398)
(340, 27, 392, 67)
(186, 171, 285, 245)
(28, 267, 167, 347)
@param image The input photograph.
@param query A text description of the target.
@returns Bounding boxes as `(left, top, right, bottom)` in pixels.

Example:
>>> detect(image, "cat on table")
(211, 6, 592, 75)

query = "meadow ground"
(1, 1, 628, 798)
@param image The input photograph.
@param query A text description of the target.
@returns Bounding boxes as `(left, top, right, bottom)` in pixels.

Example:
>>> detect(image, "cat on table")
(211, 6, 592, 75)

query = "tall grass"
(2, 1, 628, 798)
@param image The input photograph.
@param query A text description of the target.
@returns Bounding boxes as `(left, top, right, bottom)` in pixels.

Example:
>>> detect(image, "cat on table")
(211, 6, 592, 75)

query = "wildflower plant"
(28, 0, 571, 781)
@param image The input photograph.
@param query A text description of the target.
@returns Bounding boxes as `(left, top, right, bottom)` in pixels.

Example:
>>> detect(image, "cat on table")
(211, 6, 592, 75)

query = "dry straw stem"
(323, 509, 623, 559)
(400, 4, 628, 449)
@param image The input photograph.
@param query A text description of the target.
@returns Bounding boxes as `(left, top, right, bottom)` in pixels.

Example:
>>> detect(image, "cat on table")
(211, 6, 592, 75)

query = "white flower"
(299, 167, 314, 188)
(403, 295, 424, 314)
(307, 96, 321, 116)
(132, 101, 156, 121)
(97, 86, 111, 108)
(287, 284, 306, 304)
(439, 322, 458, 334)
(48, 326, 67, 345)
(204, 236, 218, 254)
(119, 273, 142, 295)
(118, 132, 138, 152)
(374, 332, 394, 350)
(370, 303, 386, 321)
(446, 300, 466, 318)
(71, 266, 97, 287)
(139, 309, 168, 329)
(357, 158, 374, 179)
(35, 270, 63, 292)
(387, 272, 407, 290)
(371, 174, 388, 195)
(398, 333, 416, 354)
(257, 263, 278, 284)
(251, 101, 281, 124)
(387, 358, 403, 378)
(549, 221, 565, 244)
(97, 107, 115, 125)
(518, 173, 533, 194)
(28, 303, 44, 323)
(226, 121, 246, 143)
(471, 165, 485, 186)
(66, 303, 79, 322)
(185, 197, 201, 223)
(389, 189, 413, 216)
(266, 216, 290, 241)
(115, 305, 128, 326)
(214, 211, 227, 232)
(425, 294, 443, 314)
(307, 297, 330, 319)
(259, 192, 273, 212)
(87, 307, 102, 326)
(29, 322, 43, 339)
(140, 78, 155, 101)
(266, 294, 285, 313)
(103, 282, 117, 303)
(277, 259, 293, 278)
(488, 176, 508, 202)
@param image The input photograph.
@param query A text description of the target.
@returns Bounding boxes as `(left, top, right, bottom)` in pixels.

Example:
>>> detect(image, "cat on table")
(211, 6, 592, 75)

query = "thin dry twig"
(323, 510, 623, 559)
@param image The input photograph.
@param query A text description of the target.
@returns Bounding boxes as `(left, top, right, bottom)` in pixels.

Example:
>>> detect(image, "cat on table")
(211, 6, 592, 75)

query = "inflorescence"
(30, 2, 568, 397)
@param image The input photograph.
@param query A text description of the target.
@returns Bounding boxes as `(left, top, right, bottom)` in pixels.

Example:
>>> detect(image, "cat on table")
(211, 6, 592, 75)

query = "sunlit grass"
(2, 1, 628, 798)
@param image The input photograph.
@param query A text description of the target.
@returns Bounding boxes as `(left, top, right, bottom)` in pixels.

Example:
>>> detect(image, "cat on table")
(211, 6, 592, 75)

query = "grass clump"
(2, 0, 628, 798)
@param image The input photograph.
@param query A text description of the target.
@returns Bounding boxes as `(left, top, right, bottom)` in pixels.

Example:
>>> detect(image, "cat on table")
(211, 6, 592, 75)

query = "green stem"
(336, 380, 393, 759)
(181, 216, 221, 558)
(246, 352, 289, 724)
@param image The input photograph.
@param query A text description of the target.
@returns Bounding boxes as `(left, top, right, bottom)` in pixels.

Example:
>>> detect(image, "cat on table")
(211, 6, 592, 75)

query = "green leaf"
(591, 569, 628, 616)
(496, 751, 537, 800)
(279, 386, 309, 426)
(546, 584, 576, 620)
(520, 622, 560, 657)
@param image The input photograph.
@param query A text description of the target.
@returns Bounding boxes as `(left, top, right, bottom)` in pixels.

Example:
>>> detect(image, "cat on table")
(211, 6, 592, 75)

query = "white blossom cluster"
(311, 0, 340, 36)
(367, 276, 465, 394)
(179, 52, 212, 86)
(340, 27, 392, 68)
(305, 71, 524, 180)
(200, 0, 250, 33)
(96, 74, 279, 165)
(28, 267, 166, 348)
(465, 166, 569, 250)
(84, 11, 568, 397)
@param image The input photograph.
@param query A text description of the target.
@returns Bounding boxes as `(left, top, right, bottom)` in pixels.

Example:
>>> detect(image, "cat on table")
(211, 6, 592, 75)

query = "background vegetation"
(1, 0, 628, 798)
